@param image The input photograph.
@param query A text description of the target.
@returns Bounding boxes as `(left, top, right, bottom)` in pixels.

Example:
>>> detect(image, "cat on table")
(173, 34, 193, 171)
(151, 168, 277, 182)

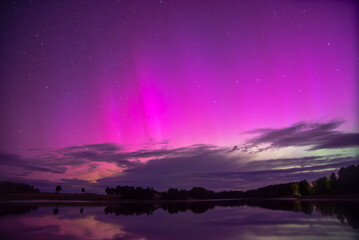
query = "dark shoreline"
(1, 193, 359, 206)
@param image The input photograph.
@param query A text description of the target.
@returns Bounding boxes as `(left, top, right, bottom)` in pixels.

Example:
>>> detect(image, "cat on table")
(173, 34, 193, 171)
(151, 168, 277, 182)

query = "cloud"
(2, 140, 359, 192)
(242, 120, 359, 152)
(97, 145, 242, 190)
(0, 152, 66, 174)
(1, 119, 358, 192)
(196, 155, 359, 188)
(97, 152, 359, 191)
(227, 145, 239, 153)
(57, 142, 123, 153)
(0, 143, 238, 191)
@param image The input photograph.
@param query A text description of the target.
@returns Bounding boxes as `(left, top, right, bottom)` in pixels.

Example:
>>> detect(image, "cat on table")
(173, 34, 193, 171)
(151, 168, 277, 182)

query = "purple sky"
(0, 0, 358, 193)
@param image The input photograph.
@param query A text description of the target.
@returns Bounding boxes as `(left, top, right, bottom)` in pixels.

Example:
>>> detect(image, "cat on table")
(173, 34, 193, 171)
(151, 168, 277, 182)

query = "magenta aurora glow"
(0, 0, 358, 193)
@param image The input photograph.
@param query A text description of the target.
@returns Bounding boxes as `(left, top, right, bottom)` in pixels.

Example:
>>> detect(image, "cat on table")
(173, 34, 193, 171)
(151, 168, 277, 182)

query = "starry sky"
(0, 0, 358, 193)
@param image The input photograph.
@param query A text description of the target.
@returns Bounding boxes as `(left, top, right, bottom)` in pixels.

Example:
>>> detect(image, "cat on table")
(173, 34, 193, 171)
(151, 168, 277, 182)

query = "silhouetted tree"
(109, 185, 156, 199)
(189, 187, 214, 199)
(313, 177, 331, 194)
(330, 172, 337, 182)
(299, 180, 311, 196)
(290, 183, 300, 197)
(105, 187, 112, 195)
(329, 172, 338, 193)
(338, 164, 359, 194)
(55, 185, 62, 193)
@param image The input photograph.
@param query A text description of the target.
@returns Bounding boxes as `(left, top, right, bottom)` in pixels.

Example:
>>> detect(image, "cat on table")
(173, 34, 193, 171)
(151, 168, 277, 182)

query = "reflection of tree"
(104, 203, 158, 216)
(1, 200, 357, 230)
(53, 206, 59, 215)
(300, 201, 314, 215)
(103, 200, 359, 229)
(0, 205, 38, 217)
(103, 202, 217, 216)
(314, 201, 359, 229)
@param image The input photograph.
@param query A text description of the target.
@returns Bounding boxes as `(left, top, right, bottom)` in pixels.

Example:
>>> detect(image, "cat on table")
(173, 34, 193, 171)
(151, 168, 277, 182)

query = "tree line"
(104, 185, 216, 200)
(104, 164, 359, 200)
(0, 181, 39, 193)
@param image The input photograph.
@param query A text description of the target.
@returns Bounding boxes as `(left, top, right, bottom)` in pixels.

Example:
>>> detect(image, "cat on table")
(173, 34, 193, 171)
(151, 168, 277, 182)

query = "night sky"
(0, 0, 358, 193)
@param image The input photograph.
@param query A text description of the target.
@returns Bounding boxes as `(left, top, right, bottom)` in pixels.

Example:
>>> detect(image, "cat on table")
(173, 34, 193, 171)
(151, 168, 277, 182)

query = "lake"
(0, 199, 358, 240)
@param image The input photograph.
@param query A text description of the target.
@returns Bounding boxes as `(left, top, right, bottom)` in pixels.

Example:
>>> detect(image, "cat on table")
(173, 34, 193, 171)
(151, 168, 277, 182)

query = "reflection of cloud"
(242, 120, 359, 152)
(0, 204, 355, 240)
(15, 215, 141, 240)
(198, 206, 357, 239)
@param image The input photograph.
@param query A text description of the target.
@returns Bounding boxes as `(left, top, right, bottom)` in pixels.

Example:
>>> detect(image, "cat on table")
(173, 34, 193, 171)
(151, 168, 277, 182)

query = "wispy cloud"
(0, 152, 66, 174)
(241, 120, 359, 152)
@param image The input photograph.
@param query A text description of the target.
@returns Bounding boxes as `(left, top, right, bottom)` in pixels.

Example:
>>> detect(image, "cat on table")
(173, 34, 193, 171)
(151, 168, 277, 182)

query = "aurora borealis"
(0, 0, 358, 192)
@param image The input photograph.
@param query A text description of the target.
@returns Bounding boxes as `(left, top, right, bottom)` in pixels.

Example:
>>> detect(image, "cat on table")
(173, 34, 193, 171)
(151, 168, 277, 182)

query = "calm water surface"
(0, 200, 358, 240)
